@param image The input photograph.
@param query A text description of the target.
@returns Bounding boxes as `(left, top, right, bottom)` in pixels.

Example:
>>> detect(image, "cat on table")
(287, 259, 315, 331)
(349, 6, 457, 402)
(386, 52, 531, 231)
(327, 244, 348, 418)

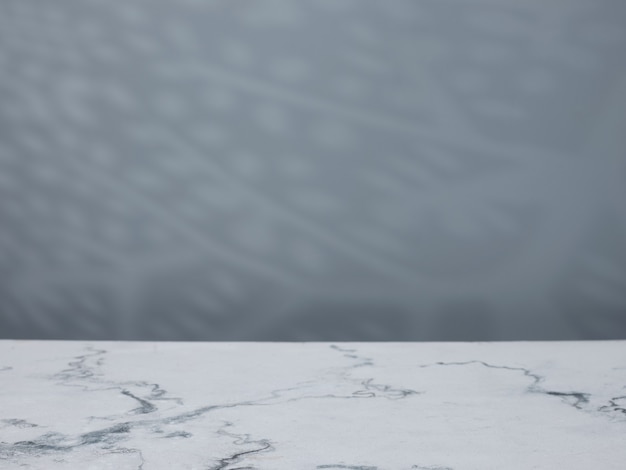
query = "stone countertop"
(0, 341, 625, 469)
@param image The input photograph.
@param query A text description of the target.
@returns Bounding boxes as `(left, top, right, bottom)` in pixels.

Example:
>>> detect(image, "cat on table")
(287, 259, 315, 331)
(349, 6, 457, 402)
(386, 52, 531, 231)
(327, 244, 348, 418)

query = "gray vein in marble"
(51, 346, 184, 416)
(2, 419, 39, 429)
(162, 431, 192, 439)
(122, 390, 158, 415)
(599, 395, 626, 416)
(418, 360, 602, 415)
(209, 422, 273, 470)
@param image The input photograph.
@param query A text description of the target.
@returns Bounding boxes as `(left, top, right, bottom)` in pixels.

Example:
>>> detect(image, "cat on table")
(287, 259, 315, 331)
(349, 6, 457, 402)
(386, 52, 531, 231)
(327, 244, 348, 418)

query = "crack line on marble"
(418, 361, 594, 413)
(161, 430, 193, 439)
(51, 345, 183, 415)
(105, 446, 146, 469)
(329, 345, 420, 400)
(122, 390, 158, 414)
(599, 395, 626, 416)
(207, 421, 273, 470)
(138, 449, 145, 470)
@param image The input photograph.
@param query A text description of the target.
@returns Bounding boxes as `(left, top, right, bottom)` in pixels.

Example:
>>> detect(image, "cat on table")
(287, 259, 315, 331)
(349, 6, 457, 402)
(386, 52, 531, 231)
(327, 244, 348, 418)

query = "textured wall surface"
(0, 0, 625, 340)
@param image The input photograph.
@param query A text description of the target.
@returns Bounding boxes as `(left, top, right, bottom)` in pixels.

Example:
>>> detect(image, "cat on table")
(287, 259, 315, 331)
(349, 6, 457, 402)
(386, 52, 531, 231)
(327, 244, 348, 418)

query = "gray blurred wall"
(1, 0, 625, 341)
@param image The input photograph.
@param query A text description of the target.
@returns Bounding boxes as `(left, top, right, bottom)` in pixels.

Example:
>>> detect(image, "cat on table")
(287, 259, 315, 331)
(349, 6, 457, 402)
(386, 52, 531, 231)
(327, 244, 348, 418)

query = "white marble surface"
(0, 341, 625, 469)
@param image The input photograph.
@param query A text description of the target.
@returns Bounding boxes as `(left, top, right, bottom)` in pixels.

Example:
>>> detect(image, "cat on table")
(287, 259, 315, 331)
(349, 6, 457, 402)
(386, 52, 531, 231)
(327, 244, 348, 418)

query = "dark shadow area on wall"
(1, 1, 626, 341)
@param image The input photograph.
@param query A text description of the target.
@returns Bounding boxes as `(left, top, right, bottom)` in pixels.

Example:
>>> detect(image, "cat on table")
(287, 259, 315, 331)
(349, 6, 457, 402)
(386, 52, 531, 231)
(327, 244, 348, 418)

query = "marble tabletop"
(0, 341, 624, 469)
